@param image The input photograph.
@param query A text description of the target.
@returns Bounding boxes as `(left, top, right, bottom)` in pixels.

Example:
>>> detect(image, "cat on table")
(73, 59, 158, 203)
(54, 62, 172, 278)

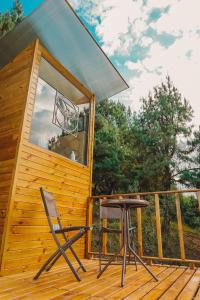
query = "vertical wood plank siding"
(0, 41, 94, 275)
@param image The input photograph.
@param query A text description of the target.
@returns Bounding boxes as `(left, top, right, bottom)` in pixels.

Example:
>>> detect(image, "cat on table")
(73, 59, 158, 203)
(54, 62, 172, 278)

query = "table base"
(97, 207, 158, 287)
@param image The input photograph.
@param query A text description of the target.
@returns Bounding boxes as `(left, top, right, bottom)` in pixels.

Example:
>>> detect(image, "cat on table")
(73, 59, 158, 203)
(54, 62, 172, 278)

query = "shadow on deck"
(0, 260, 200, 300)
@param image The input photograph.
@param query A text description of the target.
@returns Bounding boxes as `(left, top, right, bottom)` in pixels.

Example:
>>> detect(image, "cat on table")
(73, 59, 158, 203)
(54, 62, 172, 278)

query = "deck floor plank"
(177, 269, 200, 300)
(0, 260, 199, 300)
(123, 267, 176, 300)
(132, 268, 186, 300)
(159, 268, 195, 300)
(101, 266, 164, 299)
(194, 287, 200, 299)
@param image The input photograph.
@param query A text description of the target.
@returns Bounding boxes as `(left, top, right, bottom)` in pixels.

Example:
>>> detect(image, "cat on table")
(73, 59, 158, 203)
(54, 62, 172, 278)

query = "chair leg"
(34, 230, 85, 281)
(69, 246, 87, 272)
(59, 247, 81, 282)
(33, 248, 61, 280)
(99, 229, 103, 272)
(45, 251, 62, 272)
(97, 244, 123, 279)
(34, 245, 80, 281)
(45, 245, 86, 273)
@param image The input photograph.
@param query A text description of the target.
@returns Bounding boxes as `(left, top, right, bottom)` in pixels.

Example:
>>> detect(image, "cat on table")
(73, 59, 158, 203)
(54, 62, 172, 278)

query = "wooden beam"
(175, 193, 185, 260)
(88, 252, 200, 265)
(197, 191, 200, 212)
(118, 196, 124, 256)
(102, 219, 108, 255)
(155, 193, 163, 258)
(102, 197, 108, 255)
(87, 197, 93, 256)
(136, 194, 143, 257)
(91, 189, 200, 199)
(88, 96, 96, 195)
(39, 45, 93, 100)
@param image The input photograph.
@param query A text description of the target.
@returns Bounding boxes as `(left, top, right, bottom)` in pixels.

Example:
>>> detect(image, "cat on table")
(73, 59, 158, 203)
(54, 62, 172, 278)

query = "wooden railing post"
(102, 197, 107, 255)
(87, 197, 93, 257)
(136, 194, 143, 257)
(197, 191, 200, 212)
(89, 189, 200, 265)
(154, 193, 163, 258)
(175, 193, 185, 260)
(119, 196, 123, 256)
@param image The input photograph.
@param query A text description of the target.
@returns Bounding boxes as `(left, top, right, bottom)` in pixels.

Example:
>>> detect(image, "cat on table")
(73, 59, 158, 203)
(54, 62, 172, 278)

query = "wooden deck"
(0, 260, 200, 300)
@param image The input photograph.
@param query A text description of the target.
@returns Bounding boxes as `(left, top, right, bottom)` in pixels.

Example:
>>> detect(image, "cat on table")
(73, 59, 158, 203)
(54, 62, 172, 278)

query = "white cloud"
(95, 0, 143, 55)
(125, 60, 144, 73)
(140, 36, 153, 47)
(72, 0, 148, 56)
(146, 0, 174, 9)
(128, 32, 200, 123)
(152, 0, 200, 35)
(69, 0, 200, 126)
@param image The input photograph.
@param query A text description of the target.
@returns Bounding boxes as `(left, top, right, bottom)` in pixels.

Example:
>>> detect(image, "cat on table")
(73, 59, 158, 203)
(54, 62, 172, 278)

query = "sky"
(1, 0, 200, 126)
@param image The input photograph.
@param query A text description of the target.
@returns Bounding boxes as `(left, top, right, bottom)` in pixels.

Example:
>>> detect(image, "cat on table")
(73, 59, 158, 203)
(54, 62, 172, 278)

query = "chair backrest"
(40, 188, 59, 218)
(100, 200, 122, 220)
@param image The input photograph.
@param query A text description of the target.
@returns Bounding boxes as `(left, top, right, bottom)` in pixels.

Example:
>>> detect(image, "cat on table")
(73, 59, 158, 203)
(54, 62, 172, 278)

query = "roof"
(0, 0, 129, 102)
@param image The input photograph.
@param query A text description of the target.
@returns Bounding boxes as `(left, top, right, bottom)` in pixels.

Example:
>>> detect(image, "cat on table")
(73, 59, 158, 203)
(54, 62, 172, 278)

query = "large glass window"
(29, 58, 90, 165)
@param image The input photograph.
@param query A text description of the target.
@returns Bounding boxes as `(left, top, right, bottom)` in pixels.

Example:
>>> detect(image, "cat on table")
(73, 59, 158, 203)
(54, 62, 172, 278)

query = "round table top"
(100, 198, 149, 209)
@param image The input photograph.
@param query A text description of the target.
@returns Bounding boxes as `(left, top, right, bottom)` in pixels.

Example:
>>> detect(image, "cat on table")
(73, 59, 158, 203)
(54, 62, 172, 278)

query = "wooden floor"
(0, 260, 200, 300)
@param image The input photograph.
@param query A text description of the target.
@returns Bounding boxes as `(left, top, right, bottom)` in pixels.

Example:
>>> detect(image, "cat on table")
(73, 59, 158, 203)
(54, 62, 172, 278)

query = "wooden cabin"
(0, 0, 128, 276)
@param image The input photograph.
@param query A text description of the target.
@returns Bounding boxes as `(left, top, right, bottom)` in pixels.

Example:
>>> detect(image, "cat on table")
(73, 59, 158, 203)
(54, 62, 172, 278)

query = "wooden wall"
(0, 42, 36, 266)
(0, 41, 95, 275)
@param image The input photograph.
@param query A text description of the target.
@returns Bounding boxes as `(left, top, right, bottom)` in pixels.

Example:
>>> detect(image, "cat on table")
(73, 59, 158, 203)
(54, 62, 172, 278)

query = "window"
(29, 58, 90, 165)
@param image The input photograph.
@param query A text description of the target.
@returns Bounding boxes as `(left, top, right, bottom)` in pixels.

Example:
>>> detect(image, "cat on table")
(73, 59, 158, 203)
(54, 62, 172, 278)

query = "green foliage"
(181, 195, 200, 230)
(0, 0, 24, 39)
(93, 99, 137, 195)
(93, 76, 195, 195)
(93, 77, 198, 257)
(131, 75, 193, 191)
(180, 128, 200, 188)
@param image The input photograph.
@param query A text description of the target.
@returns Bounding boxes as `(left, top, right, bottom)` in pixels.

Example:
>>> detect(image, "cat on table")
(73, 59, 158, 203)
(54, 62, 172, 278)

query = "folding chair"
(33, 188, 91, 282)
(98, 201, 137, 272)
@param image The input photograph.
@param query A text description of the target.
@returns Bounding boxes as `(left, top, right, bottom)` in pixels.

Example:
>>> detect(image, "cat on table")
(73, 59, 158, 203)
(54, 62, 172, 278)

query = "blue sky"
(0, 0, 44, 15)
(1, 0, 200, 126)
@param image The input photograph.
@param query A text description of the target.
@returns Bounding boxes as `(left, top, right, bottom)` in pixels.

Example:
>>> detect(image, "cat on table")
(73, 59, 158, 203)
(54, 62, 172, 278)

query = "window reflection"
(30, 74, 90, 166)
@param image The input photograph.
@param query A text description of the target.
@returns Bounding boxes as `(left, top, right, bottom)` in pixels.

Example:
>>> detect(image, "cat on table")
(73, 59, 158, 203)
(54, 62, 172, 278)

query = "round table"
(97, 198, 158, 287)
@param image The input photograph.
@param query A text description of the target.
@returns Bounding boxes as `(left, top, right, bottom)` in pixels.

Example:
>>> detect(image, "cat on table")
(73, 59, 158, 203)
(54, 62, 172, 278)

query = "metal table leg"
(97, 205, 158, 287)
(126, 209, 158, 282)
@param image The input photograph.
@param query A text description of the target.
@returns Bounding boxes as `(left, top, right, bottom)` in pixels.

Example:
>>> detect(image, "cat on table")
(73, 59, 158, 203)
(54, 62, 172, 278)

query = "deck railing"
(87, 189, 200, 267)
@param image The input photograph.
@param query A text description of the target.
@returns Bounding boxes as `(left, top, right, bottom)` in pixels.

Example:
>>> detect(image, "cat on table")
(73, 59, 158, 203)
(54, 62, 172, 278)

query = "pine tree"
(0, 0, 24, 39)
(11, 0, 24, 25)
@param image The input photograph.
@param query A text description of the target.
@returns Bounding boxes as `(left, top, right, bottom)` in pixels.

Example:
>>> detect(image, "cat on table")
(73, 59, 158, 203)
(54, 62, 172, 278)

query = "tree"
(131, 75, 193, 192)
(129, 76, 194, 253)
(0, 0, 24, 39)
(93, 77, 195, 194)
(93, 99, 136, 195)
(180, 127, 200, 188)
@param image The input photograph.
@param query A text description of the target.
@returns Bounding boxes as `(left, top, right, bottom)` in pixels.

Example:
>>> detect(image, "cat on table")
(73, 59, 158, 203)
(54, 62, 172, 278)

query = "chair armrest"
(55, 226, 92, 234)
(102, 227, 121, 233)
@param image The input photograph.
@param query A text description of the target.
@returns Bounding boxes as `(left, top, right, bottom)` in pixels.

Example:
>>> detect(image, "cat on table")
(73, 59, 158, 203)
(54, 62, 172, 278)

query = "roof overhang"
(0, 0, 129, 102)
